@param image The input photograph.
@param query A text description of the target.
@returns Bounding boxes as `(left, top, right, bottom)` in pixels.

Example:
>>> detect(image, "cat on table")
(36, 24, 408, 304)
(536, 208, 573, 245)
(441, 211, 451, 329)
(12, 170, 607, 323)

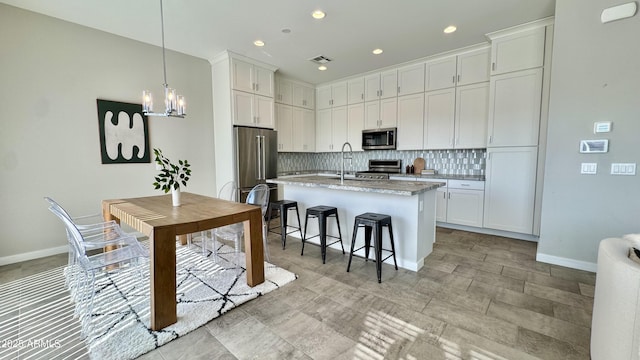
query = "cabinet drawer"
(448, 180, 484, 190)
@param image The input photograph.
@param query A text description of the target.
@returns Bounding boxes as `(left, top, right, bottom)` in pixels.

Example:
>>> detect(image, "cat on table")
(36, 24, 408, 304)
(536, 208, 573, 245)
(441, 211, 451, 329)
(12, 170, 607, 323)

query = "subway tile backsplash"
(278, 149, 486, 175)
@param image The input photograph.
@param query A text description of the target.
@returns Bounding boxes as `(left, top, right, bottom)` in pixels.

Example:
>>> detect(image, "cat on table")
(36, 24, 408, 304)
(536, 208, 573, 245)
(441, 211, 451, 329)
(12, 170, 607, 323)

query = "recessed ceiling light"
(318, 65, 327, 71)
(372, 48, 383, 55)
(444, 25, 457, 34)
(312, 10, 326, 19)
(253, 40, 265, 47)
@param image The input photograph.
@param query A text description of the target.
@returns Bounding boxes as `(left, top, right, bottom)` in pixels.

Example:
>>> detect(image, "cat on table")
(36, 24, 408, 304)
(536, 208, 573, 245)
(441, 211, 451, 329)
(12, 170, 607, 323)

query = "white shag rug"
(86, 242, 297, 360)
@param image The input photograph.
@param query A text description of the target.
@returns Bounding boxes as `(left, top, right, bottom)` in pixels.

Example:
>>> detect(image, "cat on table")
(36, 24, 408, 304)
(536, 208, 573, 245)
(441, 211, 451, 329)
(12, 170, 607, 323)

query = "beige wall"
(537, 0, 640, 270)
(0, 4, 216, 263)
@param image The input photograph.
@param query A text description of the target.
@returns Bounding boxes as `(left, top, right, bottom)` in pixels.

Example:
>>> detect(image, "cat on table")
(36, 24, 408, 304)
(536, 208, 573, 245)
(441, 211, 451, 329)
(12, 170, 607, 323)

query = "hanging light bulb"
(142, 0, 186, 118)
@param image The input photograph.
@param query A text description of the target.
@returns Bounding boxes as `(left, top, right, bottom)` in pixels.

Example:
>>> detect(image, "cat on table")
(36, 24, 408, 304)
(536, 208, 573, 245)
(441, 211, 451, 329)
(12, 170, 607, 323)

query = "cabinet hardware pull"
(448, 192, 451, 199)
(452, 75, 455, 84)
(361, 94, 364, 100)
(492, 62, 496, 71)
(457, 75, 460, 83)
(489, 135, 493, 143)
(398, 86, 400, 94)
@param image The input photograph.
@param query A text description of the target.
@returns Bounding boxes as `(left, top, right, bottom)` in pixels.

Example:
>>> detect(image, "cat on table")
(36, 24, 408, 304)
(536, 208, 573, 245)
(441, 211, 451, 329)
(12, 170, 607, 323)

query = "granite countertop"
(268, 175, 445, 196)
(277, 170, 484, 181)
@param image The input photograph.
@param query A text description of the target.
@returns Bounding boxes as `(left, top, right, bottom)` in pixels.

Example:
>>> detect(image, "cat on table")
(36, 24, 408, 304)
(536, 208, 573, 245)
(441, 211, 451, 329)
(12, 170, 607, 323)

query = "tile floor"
(0, 227, 595, 359)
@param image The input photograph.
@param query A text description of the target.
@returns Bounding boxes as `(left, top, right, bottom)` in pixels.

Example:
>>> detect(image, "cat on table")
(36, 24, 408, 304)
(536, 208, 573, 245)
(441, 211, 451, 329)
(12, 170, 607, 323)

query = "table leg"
(244, 208, 265, 287)
(150, 226, 177, 330)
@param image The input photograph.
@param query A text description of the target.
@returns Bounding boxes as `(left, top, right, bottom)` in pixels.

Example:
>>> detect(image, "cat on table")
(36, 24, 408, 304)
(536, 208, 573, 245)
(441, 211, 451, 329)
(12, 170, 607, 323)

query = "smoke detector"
(308, 55, 332, 64)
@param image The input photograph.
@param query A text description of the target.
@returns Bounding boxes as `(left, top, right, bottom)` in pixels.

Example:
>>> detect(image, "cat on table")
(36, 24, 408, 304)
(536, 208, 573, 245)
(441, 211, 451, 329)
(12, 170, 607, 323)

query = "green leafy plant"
(153, 148, 191, 193)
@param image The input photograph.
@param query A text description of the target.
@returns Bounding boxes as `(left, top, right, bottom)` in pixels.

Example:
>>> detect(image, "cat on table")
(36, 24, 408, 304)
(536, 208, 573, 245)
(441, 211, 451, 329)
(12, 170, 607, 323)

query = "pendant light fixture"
(142, 0, 186, 118)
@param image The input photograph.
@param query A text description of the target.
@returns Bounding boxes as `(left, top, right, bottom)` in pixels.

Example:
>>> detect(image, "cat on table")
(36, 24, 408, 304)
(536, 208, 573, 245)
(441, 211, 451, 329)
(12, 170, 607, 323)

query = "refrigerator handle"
(261, 135, 266, 180)
(256, 135, 262, 180)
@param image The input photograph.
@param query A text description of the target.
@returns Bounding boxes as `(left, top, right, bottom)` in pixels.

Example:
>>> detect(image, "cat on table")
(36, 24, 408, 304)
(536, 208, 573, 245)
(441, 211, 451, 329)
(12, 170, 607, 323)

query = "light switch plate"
(581, 163, 597, 174)
(594, 121, 612, 133)
(611, 163, 636, 175)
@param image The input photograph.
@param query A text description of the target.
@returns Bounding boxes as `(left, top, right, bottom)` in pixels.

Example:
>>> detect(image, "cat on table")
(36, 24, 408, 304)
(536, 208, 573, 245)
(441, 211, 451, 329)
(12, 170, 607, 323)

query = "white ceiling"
(2, 0, 555, 85)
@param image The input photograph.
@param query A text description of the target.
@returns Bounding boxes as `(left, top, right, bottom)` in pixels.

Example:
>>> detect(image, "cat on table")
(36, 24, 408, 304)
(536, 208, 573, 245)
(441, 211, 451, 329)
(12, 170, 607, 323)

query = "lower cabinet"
(446, 181, 485, 227)
(436, 187, 448, 222)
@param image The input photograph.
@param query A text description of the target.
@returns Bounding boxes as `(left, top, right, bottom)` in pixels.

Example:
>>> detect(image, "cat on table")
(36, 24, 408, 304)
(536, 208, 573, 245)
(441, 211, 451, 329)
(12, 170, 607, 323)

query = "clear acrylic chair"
(48, 206, 148, 336)
(187, 181, 238, 254)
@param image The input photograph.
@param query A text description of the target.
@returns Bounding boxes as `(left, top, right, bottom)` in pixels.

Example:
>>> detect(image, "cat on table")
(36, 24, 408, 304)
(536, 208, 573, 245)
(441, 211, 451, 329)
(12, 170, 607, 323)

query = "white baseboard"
(436, 222, 540, 242)
(0, 245, 68, 266)
(536, 253, 597, 272)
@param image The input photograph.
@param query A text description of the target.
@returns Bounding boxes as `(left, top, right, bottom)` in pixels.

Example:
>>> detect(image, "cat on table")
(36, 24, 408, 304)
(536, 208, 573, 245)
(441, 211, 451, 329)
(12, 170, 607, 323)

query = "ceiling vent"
(308, 55, 332, 64)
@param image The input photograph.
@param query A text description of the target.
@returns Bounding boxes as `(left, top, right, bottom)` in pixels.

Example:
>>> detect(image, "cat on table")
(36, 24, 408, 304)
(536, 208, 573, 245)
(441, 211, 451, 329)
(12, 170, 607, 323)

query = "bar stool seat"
(267, 200, 303, 250)
(347, 212, 398, 283)
(302, 205, 344, 263)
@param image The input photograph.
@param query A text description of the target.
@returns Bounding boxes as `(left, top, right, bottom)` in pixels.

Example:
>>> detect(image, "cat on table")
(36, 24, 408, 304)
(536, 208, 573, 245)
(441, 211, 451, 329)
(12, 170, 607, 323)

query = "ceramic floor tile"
(158, 327, 234, 360)
(467, 280, 555, 317)
(433, 242, 487, 262)
(578, 283, 595, 298)
(438, 325, 540, 360)
(441, 253, 504, 274)
(525, 271, 582, 294)
(524, 282, 594, 310)
(434, 286, 491, 314)
(549, 265, 596, 285)
(553, 303, 593, 328)
(516, 327, 590, 360)
(484, 254, 551, 275)
(453, 265, 524, 292)
(472, 244, 536, 262)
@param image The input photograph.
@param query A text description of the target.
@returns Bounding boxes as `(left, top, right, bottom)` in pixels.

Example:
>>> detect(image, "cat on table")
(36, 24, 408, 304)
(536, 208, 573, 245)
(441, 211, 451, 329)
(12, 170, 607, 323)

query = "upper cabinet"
(397, 63, 425, 96)
(317, 81, 348, 109)
(275, 78, 293, 105)
(489, 27, 546, 75)
(347, 77, 365, 104)
(426, 47, 490, 91)
(231, 57, 274, 98)
(276, 77, 314, 110)
(364, 70, 397, 101)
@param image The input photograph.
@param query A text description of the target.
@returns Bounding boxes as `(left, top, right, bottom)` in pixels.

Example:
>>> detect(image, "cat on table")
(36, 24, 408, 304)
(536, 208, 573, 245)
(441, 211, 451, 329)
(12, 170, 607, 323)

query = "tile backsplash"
(278, 149, 486, 175)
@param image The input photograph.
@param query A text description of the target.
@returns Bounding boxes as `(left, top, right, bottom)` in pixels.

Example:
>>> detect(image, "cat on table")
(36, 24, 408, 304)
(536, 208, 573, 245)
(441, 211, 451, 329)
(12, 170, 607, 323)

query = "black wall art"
(96, 99, 150, 164)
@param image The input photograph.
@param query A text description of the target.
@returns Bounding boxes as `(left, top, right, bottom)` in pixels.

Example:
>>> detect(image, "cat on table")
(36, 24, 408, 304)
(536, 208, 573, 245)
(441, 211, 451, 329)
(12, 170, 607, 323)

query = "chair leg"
(295, 206, 304, 242)
(375, 224, 383, 283)
(263, 222, 270, 262)
(387, 223, 398, 270)
(363, 225, 372, 261)
(334, 213, 345, 254)
(302, 213, 310, 256)
(280, 206, 288, 250)
(319, 215, 327, 264)
(347, 221, 359, 272)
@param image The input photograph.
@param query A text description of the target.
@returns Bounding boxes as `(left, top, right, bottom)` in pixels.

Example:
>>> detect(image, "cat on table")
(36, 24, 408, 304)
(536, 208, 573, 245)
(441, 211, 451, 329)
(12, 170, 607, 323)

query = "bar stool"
(302, 205, 344, 263)
(267, 200, 303, 250)
(347, 212, 398, 283)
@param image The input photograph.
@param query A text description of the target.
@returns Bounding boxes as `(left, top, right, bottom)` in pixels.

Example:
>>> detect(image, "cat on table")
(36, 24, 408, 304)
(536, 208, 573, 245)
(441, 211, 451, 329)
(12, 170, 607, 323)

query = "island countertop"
(267, 175, 445, 196)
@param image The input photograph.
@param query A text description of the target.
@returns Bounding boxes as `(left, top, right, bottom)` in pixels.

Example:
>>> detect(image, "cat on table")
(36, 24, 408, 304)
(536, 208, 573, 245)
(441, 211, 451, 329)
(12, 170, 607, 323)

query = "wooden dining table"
(102, 192, 265, 330)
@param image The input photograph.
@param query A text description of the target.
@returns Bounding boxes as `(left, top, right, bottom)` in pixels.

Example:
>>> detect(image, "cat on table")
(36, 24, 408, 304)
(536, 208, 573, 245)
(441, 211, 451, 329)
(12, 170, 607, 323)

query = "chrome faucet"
(341, 142, 353, 184)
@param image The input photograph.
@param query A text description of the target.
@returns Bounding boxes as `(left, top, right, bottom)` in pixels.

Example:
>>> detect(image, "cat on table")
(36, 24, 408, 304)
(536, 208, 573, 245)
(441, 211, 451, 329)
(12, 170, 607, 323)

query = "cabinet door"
(364, 101, 380, 129)
(317, 86, 332, 109)
(276, 104, 293, 151)
(331, 106, 348, 151)
(364, 74, 380, 102)
(488, 68, 542, 147)
(447, 189, 484, 227)
(347, 103, 364, 150)
(457, 48, 490, 86)
(380, 70, 398, 99)
(232, 90, 254, 126)
(379, 97, 397, 128)
(436, 187, 448, 222)
(303, 86, 315, 109)
(483, 146, 537, 234)
(231, 59, 254, 93)
(426, 56, 457, 91)
(348, 78, 365, 104)
(491, 27, 545, 75)
(316, 108, 333, 152)
(424, 89, 455, 149)
(254, 95, 274, 128)
(332, 82, 348, 107)
(455, 82, 489, 149)
(276, 78, 293, 104)
(292, 83, 305, 107)
(397, 93, 424, 150)
(253, 65, 274, 97)
(302, 109, 315, 151)
(398, 63, 425, 95)
(292, 107, 304, 152)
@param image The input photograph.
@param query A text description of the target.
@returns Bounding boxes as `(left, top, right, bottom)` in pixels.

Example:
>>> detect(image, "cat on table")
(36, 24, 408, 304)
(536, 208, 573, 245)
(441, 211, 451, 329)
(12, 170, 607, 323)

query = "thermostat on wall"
(580, 139, 609, 153)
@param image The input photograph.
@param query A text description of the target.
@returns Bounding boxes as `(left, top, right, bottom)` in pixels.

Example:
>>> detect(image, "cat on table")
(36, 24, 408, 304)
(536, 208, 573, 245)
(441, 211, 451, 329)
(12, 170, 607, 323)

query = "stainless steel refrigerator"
(234, 126, 278, 203)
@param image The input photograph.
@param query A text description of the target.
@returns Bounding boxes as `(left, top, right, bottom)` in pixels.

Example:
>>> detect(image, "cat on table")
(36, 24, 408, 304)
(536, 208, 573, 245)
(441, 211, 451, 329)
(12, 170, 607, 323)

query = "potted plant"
(153, 148, 191, 206)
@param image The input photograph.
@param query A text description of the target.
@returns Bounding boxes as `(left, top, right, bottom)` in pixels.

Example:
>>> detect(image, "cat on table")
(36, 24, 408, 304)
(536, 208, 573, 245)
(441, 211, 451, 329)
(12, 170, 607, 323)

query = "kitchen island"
(267, 176, 444, 271)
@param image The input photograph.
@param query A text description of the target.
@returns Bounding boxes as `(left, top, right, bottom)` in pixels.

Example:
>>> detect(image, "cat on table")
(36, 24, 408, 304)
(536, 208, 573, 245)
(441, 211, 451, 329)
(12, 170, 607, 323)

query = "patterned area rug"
(0, 242, 297, 360)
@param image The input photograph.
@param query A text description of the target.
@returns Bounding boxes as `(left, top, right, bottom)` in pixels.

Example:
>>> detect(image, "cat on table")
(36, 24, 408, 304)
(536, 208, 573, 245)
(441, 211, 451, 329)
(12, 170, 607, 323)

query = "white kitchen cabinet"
(316, 82, 347, 109)
(435, 187, 448, 222)
(426, 47, 490, 91)
(364, 98, 397, 129)
(232, 90, 275, 128)
(489, 27, 546, 76)
(397, 93, 424, 150)
(347, 77, 365, 104)
(483, 146, 537, 234)
(364, 70, 397, 101)
(487, 68, 542, 147)
(455, 82, 489, 148)
(347, 103, 364, 150)
(293, 83, 315, 109)
(293, 107, 315, 152)
(275, 77, 293, 105)
(446, 180, 485, 227)
(231, 57, 274, 98)
(397, 63, 425, 96)
(275, 104, 293, 152)
(316, 106, 347, 152)
(424, 88, 455, 149)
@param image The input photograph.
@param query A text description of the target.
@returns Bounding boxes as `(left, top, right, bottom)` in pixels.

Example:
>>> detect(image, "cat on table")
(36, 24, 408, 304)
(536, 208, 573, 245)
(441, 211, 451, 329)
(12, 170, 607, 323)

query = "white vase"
(171, 187, 181, 206)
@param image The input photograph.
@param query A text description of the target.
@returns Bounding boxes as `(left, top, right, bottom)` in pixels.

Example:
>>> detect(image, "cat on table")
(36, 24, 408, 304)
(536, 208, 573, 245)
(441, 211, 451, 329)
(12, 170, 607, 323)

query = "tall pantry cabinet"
(483, 19, 553, 236)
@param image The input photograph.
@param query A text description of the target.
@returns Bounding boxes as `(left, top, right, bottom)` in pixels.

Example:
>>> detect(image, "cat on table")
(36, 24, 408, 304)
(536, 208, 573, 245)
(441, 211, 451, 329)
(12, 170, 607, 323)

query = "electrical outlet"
(611, 163, 636, 175)
(581, 163, 597, 174)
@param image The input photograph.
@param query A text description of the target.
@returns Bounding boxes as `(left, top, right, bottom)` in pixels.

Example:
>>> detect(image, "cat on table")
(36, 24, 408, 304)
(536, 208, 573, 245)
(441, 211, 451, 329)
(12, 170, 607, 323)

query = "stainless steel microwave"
(362, 128, 397, 150)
